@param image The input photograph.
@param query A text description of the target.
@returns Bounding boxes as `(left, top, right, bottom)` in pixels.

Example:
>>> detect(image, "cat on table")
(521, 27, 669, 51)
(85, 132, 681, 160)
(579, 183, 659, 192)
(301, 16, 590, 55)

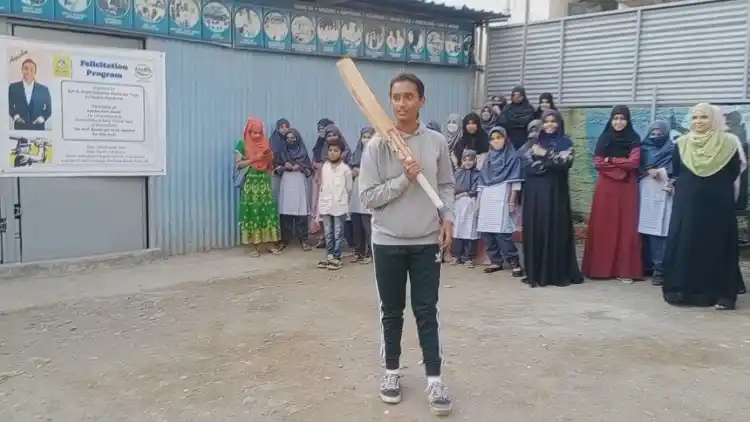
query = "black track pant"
(374, 243, 442, 376)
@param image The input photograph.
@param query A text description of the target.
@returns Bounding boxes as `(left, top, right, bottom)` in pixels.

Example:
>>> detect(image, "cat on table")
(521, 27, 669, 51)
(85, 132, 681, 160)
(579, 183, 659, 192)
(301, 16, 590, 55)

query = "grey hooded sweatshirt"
(358, 122, 455, 246)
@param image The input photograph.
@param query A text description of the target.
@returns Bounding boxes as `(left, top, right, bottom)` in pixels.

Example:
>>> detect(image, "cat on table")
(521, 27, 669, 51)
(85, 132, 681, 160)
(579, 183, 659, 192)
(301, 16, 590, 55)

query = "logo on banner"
(52, 55, 71, 78)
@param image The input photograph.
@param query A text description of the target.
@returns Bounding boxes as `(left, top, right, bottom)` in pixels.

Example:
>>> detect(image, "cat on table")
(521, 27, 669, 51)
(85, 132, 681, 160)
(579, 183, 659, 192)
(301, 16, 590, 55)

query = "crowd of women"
(233, 86, 746, 311)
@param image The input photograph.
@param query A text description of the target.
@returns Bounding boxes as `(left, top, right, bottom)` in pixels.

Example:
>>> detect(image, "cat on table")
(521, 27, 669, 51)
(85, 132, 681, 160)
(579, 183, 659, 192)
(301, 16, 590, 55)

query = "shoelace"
(382, 374, 399, 390)
(427, 382, 448, 399)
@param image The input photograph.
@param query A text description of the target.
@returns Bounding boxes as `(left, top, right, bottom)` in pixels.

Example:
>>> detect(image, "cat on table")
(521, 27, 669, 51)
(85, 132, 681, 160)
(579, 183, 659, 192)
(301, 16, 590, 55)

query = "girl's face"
(692, 112, 711, 133)
(249, 129, 262, 141)
(361, 132, 373, 144)
(328, 145, 342, 162)
(480, 108, 491, 121)
(461, 155, 475, 169)
(490, 131, 506, 149)
(649, 127, 663, 138)
(465, 121, 478, 134)
(279, 123, 289, 135)
(543, 116, 558, 134)
(539, 98, 551, 109)
(285, 132, 297, 144)
(611, 114, 628, 131)
(446, 121, 459, 133)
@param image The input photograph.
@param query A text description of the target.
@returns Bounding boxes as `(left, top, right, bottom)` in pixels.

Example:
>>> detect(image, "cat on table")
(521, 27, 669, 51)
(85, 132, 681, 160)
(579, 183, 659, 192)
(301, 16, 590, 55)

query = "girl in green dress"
(235, 117, 283, 257)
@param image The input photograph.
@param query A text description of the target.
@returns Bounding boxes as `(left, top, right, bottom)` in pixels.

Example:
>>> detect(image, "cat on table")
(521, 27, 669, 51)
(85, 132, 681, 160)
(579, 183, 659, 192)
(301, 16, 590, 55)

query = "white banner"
(0, 37, 166, 177)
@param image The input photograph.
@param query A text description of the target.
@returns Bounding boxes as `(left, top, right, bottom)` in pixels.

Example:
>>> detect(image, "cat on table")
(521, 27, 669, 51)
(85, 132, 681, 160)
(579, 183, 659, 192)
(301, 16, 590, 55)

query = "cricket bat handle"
(416, 173, 445, 210)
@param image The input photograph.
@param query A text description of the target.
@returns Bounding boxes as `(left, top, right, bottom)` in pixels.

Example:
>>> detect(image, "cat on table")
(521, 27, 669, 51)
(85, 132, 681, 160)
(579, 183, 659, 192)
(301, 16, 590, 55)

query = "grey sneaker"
(379, 373, 402, 404)
(426, 381, 452, 416)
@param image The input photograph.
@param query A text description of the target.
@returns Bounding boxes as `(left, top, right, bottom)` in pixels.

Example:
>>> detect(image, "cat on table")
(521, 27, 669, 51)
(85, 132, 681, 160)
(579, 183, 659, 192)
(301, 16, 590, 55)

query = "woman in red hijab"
(234, 117, 282, 256)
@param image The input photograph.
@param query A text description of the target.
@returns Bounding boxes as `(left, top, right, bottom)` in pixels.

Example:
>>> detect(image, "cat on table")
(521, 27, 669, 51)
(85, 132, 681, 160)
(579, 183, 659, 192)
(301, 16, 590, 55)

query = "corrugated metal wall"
(486, 0, 750, 106)
(146, 38, 474, 255)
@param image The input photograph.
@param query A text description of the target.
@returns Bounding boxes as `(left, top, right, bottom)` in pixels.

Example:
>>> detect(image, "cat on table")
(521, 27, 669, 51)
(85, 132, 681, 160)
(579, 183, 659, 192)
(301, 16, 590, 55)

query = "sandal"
(511, 266, 524, 277)
(301, 242, 313, 252)
(360, 256, 372, 265)
(316, 260, 329, 269)
(248, 248, 261, 258)
(484, 264, 503, 274)
(464, 259, 475, 269)
(350, 254, 362, 264)
(448, 257, 459, 265)
(327, 259, 343, 271)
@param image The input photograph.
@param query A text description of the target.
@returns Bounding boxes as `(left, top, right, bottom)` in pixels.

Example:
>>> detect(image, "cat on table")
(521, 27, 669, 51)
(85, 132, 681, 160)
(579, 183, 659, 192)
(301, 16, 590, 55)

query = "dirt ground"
(1, 248, 750, 422)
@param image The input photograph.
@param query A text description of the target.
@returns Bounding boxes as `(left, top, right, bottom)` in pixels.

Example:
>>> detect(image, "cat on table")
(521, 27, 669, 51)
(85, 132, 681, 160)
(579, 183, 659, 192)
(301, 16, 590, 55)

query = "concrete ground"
(1, 248, 750, 422)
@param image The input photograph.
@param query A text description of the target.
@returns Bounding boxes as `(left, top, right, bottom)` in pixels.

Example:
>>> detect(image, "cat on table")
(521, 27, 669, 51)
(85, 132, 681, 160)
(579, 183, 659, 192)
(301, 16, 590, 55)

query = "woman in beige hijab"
(662, 103, 745, 310)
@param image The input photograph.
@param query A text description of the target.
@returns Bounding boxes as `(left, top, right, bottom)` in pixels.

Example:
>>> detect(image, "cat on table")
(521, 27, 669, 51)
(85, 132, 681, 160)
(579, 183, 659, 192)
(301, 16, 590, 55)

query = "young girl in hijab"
(663, 103, 744, 310)
(275, 128, 314, 251)
(479, 103, 500, 134)
(234, 117, 283, 257)
(443, 113, 462, 168)
(490, 95, 506, 115)
(582, 105, 643, 282)
(454, 112, 489, 169)
(637, 120, 674, 286)
(269, 118, 291, 201)
(349, 127, 375, 264)
(450, 149, 481, 268)
(498, 86, 536, 150)
(477, 126, 524, 276)
(521, 109, 582, 287)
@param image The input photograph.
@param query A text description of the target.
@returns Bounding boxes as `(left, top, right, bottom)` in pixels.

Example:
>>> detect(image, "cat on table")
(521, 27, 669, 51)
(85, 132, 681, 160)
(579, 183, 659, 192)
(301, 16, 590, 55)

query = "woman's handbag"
(233, 163, 249, 188)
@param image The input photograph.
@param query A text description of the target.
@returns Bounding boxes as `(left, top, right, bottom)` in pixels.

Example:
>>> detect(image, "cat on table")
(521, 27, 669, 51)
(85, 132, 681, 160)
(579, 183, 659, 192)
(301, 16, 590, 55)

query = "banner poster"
(340, 18, 363, 58)
(95, 0, 134, 29)
(133, 0, 169, 34)
(262, 8, 291, 51)
(233, 5, 264, 48)
(363, 21, 385, 59)
(385, 25, 406, 61)
(201, 0, 231, 44)
(0, 37, 167, 176)
(316, 15, 341, 56)
(290, 12, 316, 53)
(168, 0, 202, 39)
(406, 26, 426, 63)
(444, 32, 462, 65)
(55, 0, 96, 25)
(426, 29, 445, 64)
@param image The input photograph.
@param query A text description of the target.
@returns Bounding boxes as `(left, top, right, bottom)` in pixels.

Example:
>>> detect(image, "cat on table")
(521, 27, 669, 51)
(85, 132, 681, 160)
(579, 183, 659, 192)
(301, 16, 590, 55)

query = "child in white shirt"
(317, 137, 353, 270)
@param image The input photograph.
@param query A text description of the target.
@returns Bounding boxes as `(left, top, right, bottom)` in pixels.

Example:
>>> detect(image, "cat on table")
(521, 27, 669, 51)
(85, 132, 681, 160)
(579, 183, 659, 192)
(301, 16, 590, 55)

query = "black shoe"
(651, 274, 665, 286)
(379, 373, 402, 404)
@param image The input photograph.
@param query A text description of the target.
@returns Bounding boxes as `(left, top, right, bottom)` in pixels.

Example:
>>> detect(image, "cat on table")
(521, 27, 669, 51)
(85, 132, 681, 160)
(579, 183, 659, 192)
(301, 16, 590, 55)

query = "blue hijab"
(269, 118, 290, 155)
(454, 149, 480, 194)
(350, 126, 374, 168)
(640, 120, 674, 175)
(480, 126, 523, 187)
(537, 109, 573, 152)
(277, 128, 312, 172)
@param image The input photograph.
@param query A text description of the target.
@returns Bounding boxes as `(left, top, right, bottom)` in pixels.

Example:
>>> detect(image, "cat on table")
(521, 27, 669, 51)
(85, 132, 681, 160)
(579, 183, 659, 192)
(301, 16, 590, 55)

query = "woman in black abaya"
(662, 103, 744, 310)
(521, 109, 583, 287)
(498, 86, 536, 150)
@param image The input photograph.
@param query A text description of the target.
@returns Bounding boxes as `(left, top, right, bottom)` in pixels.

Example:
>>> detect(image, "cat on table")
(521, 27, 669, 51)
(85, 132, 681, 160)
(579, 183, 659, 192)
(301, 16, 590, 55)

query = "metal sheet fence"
(486, 0, 750, 107)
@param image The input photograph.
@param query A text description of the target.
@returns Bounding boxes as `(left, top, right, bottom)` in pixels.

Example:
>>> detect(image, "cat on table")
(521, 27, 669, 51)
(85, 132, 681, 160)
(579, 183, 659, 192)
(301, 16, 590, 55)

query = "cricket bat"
(336, 57, 445, 210)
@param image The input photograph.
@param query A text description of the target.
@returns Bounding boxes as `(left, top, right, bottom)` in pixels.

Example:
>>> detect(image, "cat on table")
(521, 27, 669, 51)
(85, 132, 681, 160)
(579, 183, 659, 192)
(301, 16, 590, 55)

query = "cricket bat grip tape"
(416, 173, 445, 210)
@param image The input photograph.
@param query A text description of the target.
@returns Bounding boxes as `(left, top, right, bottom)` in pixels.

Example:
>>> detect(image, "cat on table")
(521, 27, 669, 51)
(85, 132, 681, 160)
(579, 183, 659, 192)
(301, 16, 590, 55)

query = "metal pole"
(519, 0, 530, 84)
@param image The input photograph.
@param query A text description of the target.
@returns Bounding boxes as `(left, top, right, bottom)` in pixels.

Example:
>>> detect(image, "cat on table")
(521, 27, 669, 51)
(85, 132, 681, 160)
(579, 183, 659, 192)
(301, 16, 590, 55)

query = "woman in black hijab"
(582, 105, 643, 282)
(498, 86, 536, 150)
(454, 112, 490, 167)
